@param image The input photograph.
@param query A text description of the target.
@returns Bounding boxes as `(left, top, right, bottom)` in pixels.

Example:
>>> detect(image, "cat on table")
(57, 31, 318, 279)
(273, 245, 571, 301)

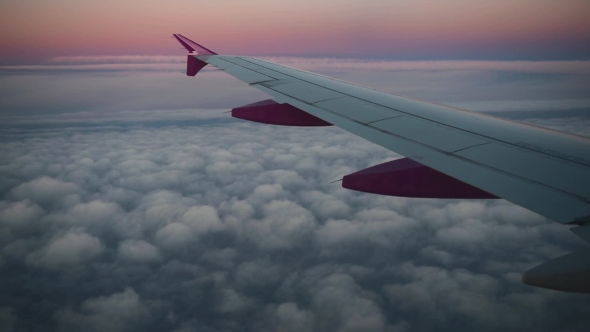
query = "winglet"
(173, 34, 217, 55)
(173, 34, 215, 76)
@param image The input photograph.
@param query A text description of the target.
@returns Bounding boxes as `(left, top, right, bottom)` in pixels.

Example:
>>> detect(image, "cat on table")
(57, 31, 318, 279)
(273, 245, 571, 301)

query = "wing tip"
(172, 34, 217, 55)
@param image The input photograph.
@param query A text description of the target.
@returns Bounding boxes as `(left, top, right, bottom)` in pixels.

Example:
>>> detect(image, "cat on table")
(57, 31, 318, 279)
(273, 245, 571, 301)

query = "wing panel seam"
(450, 142, 492, 154)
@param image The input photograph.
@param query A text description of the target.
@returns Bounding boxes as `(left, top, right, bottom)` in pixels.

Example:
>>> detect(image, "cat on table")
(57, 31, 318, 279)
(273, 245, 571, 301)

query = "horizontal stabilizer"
(343, 158, 497, 199)
(232, 99, 332, 126)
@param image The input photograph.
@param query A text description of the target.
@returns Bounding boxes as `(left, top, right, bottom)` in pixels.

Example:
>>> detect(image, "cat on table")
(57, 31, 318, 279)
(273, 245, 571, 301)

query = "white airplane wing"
(172, 34, 590, 293)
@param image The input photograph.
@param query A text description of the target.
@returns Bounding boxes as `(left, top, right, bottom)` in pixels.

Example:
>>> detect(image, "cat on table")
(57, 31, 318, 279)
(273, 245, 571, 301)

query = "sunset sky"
(1, 0, 590, 64)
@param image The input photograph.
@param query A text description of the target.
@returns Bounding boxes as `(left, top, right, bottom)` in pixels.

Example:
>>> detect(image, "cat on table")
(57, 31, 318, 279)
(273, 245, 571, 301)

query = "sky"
(1, 0, 590, 64)
(2, 1, 590, 332)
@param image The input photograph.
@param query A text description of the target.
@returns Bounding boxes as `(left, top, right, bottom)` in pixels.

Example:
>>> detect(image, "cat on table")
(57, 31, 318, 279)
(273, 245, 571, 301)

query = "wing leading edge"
(172, 34, 590, 293)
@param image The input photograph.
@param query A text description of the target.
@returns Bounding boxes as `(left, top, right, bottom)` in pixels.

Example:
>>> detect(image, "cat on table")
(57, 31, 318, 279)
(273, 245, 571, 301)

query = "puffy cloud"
(0, 307, 16, 332)
(117, 239, 162, 263)
(155, 223, 194, 252)
(310, 273, 389, 331)
(263, 302, 315, 332)
(26, 231, 103, 269)
(299, 190, 351, 220)
(0, 199, 44, 232)
(249, 200, 316, 251)
(180, 206, 224, 235)
(10, 177, 78, 207)
(66, 200, 123, 227)
(56, 288, 151, 332)
(201, 248, 237, 269)
(1, 115, 588, 332)
(383, 264, 517, 330)
(215, 288, 257, 314)
(1, 117, 588, 331)
(251, 184, 286, 202)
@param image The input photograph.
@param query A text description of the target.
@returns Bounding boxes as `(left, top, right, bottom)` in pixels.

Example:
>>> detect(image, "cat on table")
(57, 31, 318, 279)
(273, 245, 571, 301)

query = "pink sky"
(1, 0, 589, 63)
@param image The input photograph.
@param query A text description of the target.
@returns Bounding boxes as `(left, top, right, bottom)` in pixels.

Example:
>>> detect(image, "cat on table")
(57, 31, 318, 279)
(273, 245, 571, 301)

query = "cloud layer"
(1, 57, 590, 331)
(2, 58, 589, 130)
(1, 117, 589, 332)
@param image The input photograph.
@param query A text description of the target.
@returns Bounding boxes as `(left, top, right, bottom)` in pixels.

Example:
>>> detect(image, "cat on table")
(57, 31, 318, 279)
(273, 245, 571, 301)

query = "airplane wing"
(172, 34, 590, 293)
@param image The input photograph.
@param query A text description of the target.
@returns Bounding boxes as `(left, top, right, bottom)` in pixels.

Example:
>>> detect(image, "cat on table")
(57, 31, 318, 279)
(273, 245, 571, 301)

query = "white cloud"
(180, 206, 224, 235)
(383, 263, 518, 329)
(250, 200, 316, 251)
(215, 289, 256, 314)
(250, 184, 286, 202)
(0, 118, 583, 331)
(0, 199, 44, 232)
(155, 222, 194, 252)
(26, 231, 103, 269)
(269, 302, 315, 332)
(1, 58, 590, 331)
(310, 273, 389, 331)
(299, 190, 351, 220)
(235, 259, 285, 290)
(10, 56, 588, 75)
(47, 55, 185, 65)
(67, 200, 122, 226)
(117, 239, 162, 263)
(228, 200, 255, 220)
(56, 288, 150, 332)
(200, 248, 236, 269)
(0, 119, 586, 331)
(10, 177, 78, 206)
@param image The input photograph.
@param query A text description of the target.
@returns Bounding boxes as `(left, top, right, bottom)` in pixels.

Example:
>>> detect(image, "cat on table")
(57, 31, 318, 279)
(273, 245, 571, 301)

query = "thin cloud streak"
(0, 64, 188, 72)
(46, 55, 185, 64)
(4, 56, 590, 74)
(2, 58, 589, 127)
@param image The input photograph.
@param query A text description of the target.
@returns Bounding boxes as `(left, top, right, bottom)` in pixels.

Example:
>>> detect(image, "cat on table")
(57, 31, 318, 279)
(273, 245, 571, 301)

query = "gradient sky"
(1, 0, 590, 64)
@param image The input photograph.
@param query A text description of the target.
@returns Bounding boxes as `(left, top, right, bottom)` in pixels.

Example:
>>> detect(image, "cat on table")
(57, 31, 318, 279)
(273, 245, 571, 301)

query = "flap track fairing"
(232, 99, 332, 127)
(343, 158, 498, 199)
